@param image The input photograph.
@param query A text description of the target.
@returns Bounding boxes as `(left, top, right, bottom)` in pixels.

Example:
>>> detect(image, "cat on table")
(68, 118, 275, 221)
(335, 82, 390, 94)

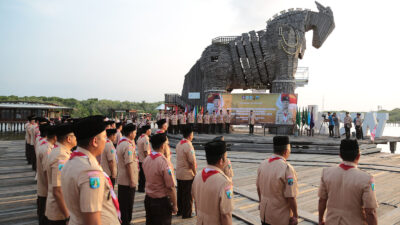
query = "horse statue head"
(308, 1, 335, 48)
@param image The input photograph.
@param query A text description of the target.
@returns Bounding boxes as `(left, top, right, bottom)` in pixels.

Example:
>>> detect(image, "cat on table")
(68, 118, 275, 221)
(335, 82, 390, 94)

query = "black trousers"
(249, 124, 254, 134)
(345, 126, 351, 139)
(168, 124, 173, 133)
(118, 185, 136, 225)
(180, 124, 186, 134)
(177, 179, 193, 218)
(197, 124, 202, 134)
(25, 142, 29, 163)
(217, 123, 223, 134)
(27, 144, 34, 165)
(356, 125, 363, 140)
(37, 196, 48, 225)
(211, 124, 216, 134)
(47, 219, 67, 225)
(138, 162, 146, 192)
(261, 222, 271, 225)
(204, 124, 209, 134)
(225, 123, 230, 133)
(32, 146, 37, 171)
(110, 177, 115, 187)
(329, 125, 334, 137)
(188, 123, 193, 131)
(145, 195, 172, 225)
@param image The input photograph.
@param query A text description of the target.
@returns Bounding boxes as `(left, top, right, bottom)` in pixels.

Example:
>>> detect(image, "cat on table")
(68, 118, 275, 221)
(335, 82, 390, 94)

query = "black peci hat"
(205, 140, 226, 156)
(122, 123, 136, 136)
(156, 119, 167, 128)
(73, 115, 106, 140)
(106, 128, 117, 137)
(55, 123, 74, 137)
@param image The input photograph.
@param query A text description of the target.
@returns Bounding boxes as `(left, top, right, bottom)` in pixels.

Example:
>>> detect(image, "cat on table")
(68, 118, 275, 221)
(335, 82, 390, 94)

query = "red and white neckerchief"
(40, 140, 48, 146)
(339, 163, 355, 171)
(202, 168, 219, 182)
(268, 156, 283, 163)
(156, 129, 165, 134)
(150, 151, 162, 160)
(69, 151, 121, 221)
(180, 139, 188, 145)
(118, 137, 132, 146)
(283, 112, 288, 122)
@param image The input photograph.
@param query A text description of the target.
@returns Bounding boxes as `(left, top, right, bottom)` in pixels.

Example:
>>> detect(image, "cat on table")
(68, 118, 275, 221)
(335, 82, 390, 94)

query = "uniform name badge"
(58, 160, 66, 171)
(88, 171, 101, 189)
(371, 177, 375, 191)
(128, 150, 132, 156)
(167, 167, 172, 175)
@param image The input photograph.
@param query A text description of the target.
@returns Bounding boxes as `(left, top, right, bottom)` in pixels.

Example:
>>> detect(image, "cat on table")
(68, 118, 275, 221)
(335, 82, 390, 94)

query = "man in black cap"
(137, 125, 151, 192)
(156, 119, 171, 161)
(116, 123, 139, 225)
(256, 136, 298, 225)
(318, 139, 378, 225)
(45, 123, 76, 225)
(61, 116, 120, 225)
(143, 132, 177, 225)
(192, 139, 233, 225)
(354, 113, 364, 140)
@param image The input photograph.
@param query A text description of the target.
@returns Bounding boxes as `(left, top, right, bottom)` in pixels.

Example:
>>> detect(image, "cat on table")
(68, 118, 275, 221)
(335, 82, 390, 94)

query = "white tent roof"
(155, 104, 170, 110)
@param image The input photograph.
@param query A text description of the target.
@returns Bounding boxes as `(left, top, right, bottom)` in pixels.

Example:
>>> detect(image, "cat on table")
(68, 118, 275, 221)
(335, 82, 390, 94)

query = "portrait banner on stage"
(206, 93, 297, 125)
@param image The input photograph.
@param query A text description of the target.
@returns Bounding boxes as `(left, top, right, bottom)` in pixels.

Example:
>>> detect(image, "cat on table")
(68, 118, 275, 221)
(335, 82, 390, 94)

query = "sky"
(0, 0, 399, 112)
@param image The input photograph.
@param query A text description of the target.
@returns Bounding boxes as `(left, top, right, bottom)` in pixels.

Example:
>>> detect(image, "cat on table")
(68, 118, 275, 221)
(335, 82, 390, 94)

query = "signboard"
(188, 92, 200, 99)
(206, 93, 297, 125)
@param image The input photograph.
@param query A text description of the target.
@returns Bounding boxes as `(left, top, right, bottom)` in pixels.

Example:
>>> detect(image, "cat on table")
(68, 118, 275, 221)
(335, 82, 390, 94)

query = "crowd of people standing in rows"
(23, 111, 378, 225)
(326, 112, 364, 139)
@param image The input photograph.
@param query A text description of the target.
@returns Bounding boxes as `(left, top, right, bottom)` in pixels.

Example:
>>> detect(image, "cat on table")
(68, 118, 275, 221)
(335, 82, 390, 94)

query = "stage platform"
(167, 132, 388, 155)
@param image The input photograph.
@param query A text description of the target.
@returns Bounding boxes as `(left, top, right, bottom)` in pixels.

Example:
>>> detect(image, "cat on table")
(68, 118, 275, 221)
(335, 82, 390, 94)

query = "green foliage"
(379, 108, 400, 123)
(0, 95, 163, 118)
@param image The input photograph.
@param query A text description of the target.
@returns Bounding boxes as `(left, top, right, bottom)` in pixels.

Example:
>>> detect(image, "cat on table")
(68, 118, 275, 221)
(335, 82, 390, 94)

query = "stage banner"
(206, 93, 297, 125)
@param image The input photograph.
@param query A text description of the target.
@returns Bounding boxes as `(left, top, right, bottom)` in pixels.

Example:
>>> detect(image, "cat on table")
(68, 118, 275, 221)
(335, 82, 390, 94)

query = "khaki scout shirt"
(256, 155, 298, 225)
(211, 114, 217, 124)
(143, 151, 176, 198)
(192, 165, 234, 225)
(137, 134, 150, 163)
(344, 116, 352, 127)
(116, 138, 139, 186)
(318, 161, 378, 225)
(36, 140, 53, 197)
(203, 115, 210, 124)
(223, 159, 234, 179)
(188, 113, 195, 123)
(179, 114, 187, 125)
(197, 114, 203, 123)
(45, 143, 71, 220)
(100, 140, 117, 178)
(355, 118, 363, 126)
(171, 115, 178, 125)
(175, 139, 196, 180)
(249, 114, 256, 125)
(61, 148, 119, 225)
(217, 114, 224, 124)
(25, 122, 30, 143)
(29, 124, 36, 145)
(224, 113, 232, 124)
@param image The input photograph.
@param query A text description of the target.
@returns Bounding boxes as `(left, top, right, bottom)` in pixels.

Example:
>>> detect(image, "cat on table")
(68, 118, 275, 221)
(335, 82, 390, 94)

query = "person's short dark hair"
(205, 140, 226, 165)
(116, 122, 122, 129)
(122, 123, 136, 136)
(156, 119, 166, 128)
(55, 124, 74, 143)
(182, 126, 193, 139)
(39, 125, 49, 137)
(150, 133, 167, 150)
(273, 136, 290, 155)
(328, 112, 331, 114)
(106, 129, 117, 137)
(250, 110, 253, 112)
(105, 120, 115, 126)
(340, 139, 359, 162)
(141, 125, 151, 134)
(357, 113, 361, 116)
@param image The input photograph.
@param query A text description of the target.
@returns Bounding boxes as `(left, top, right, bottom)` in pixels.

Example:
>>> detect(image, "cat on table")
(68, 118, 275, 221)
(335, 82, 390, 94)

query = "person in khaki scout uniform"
(203, 111, 210, 134)
(61, 116, 120, 225)
(343, 112, 352, 139)
(179, 111, 187, 134)
(36, 125, 57, 225)
(100, 129, 118, 186)
(46, 124, 77, 225)
(212, 136, 234, 179)
(188, 110, 195, 131)
(248, 110, 256, 135)
(25, 116, 32, 164)
(115, 123, 123, 147)
(171, 112, 179, 135)
(318, 139, 378, 225)
(192, 140, 234, 225)
(196, 111, 203, 134)
(137, 125, 151, 192)
(176, 126, 197, 219)
(116, 123, 139, 225)
(224, 110, 232, 134)
(256, 136, 298, 225)
(210, 110, 217, 134)
(156, 119, 172, 161)
(28, 117, 37, 167)
(354, 113, 364, 140)
(143, 133, 178, 225)
(217, 110, 224, 134)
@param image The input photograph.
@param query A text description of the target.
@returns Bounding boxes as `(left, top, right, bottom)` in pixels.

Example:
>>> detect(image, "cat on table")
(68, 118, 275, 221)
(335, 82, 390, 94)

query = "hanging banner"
(206, 93, 297, 125)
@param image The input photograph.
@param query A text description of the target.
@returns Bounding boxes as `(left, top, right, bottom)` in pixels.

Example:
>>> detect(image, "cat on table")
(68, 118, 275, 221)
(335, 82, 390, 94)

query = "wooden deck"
(1, 140, 400, 224)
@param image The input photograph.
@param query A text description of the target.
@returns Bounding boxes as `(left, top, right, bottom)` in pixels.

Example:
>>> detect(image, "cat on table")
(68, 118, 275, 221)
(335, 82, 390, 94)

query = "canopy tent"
(155, 104, 170, 110)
